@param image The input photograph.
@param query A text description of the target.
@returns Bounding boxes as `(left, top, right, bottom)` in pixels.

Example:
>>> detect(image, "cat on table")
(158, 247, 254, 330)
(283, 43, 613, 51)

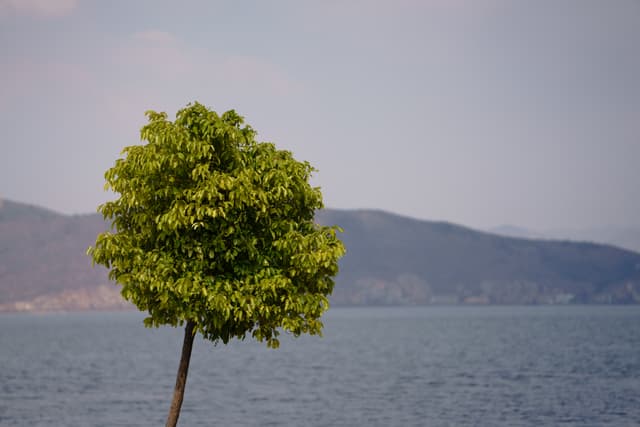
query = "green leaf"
(88, 101, 346, 348)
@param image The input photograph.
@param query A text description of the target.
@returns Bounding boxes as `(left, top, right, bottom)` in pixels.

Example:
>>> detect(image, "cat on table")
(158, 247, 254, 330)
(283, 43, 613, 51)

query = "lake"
(1, 306, 639, 426)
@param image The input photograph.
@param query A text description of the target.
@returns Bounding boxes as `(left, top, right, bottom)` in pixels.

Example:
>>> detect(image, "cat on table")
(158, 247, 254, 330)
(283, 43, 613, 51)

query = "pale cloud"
(0, 59, 94, 113)
(133, 30, 178, 44)
(90, 30, 304, 149)
(106, 30, 302, 108)
(0, 0, 78, 18)
(300, 0, 500, 23)
(216, 55, 303, 98)
(113, 31, 194, 79)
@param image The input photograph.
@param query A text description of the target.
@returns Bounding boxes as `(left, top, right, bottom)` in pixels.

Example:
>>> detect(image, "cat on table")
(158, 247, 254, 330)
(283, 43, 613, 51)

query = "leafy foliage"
(89, 102, 345, 348)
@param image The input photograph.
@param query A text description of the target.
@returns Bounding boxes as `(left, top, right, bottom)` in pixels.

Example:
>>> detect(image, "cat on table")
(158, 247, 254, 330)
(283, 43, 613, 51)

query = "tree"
(88, 102, 345, 427)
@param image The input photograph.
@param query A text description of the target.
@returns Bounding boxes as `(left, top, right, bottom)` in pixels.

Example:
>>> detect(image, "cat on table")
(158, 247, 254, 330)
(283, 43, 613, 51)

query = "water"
(1, 306, 639, 426)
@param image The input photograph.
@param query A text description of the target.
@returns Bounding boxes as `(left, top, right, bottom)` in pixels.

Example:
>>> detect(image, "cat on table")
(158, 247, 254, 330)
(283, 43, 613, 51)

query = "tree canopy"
(89, 102, 345, 348)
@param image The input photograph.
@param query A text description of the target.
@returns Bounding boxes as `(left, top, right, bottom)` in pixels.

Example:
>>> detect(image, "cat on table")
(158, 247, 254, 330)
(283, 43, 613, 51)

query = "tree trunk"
(165, 320, 196, 427)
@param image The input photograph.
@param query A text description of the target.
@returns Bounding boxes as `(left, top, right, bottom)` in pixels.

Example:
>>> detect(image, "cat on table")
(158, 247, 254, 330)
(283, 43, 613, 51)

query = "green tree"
(88, 102, 345, 427)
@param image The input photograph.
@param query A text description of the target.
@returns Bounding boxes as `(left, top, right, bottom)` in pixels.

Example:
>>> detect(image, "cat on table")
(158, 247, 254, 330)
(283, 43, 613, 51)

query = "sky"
(1, 0, 639, 231)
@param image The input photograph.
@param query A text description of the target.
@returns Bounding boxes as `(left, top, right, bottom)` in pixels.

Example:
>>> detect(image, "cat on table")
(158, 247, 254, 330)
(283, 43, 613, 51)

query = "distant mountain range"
(1, 199, 640, 312)
(489, 225, 640, 254)
(0, 200, 129, 312)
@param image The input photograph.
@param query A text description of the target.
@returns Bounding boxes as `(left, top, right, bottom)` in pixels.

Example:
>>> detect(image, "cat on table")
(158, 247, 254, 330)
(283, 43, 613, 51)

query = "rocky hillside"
(1, 200, 640, 312)
(0, 200, 127, 311)
(316, 209, 640, 305)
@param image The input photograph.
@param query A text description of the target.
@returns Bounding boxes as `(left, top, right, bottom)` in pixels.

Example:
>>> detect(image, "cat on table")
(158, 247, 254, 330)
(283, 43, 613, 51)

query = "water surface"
(1, 306, 639, 426)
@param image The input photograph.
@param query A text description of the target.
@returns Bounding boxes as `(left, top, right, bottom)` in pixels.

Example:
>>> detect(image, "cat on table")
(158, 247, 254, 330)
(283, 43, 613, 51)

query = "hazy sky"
(1, 0, 639, 230)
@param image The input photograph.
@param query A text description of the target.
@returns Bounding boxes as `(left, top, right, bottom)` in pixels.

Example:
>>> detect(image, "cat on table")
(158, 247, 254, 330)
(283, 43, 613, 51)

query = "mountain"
(1, 200, 640, 312)
(489, 225, 640, 254)
(0, 200, 128, 312)
(316, 210, 640, 305)
(488, 225, 547, 241)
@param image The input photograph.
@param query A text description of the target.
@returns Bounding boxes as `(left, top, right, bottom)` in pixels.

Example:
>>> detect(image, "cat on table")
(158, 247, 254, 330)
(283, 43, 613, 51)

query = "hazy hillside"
(316, 210, 640, 305)
(2, 200, 640, 311)
(489, 225, 640, 254)
(0, 200, 125, 311)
